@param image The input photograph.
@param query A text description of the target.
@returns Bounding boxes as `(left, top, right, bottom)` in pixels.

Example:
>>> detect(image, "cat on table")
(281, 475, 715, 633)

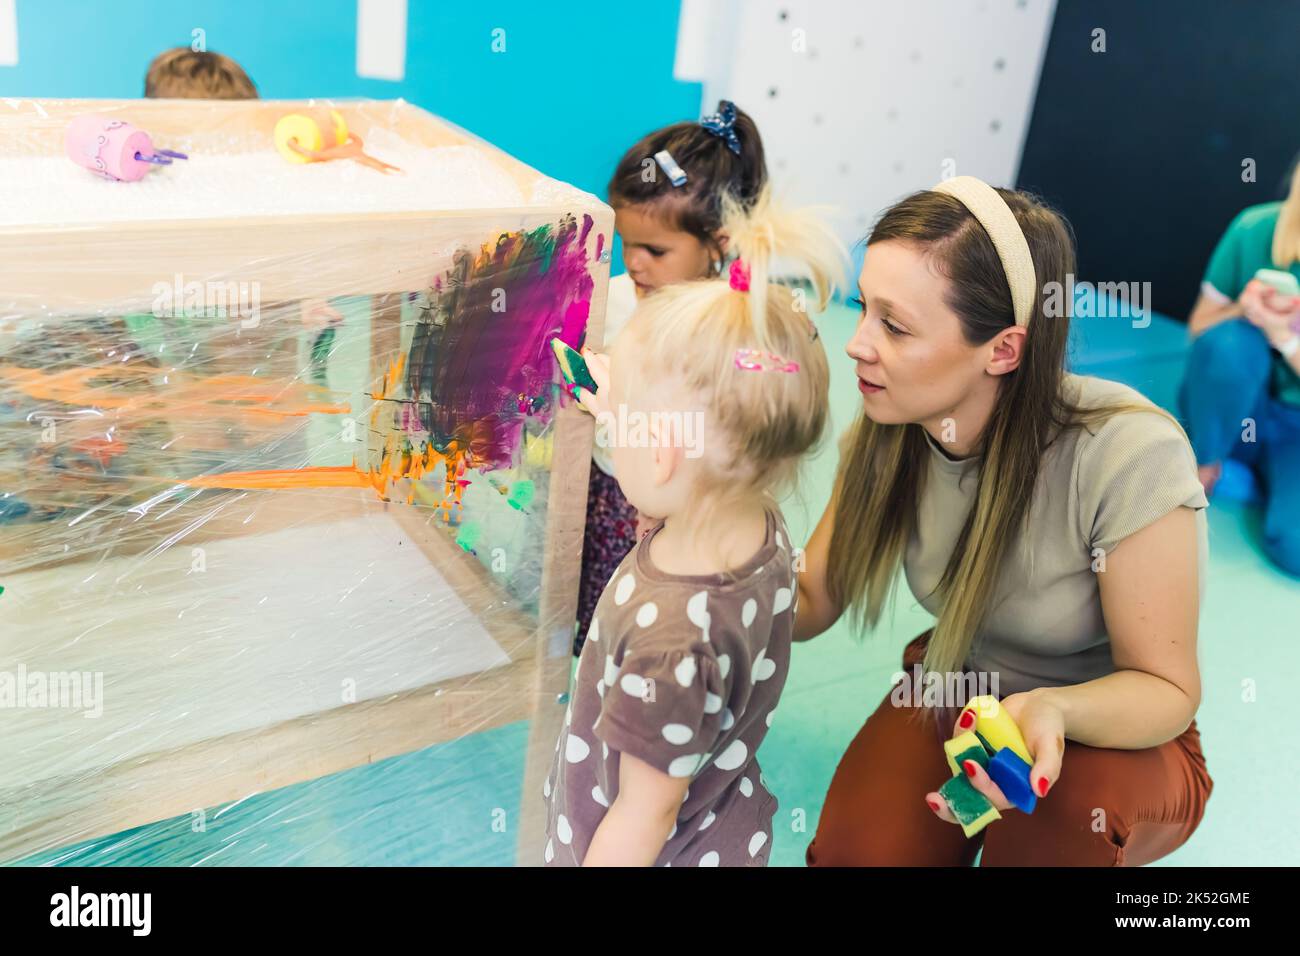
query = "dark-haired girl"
(574, 101, 769, 655)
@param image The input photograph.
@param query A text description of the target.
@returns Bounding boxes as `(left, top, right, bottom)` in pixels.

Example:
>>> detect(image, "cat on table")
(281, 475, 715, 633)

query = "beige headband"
(931, 176, 1037, 327)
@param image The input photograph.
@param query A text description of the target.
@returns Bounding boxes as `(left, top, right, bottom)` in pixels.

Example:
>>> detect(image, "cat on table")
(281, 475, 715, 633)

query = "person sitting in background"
(144, 48, 258, 100)
(1182, 164, 1300, 578)
(142, 48, 341, 364)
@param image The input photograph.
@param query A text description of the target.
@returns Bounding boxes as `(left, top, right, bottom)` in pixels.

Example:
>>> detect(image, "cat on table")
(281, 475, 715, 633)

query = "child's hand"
(924, 691, 1065, 821)
(575, 347, 611, 419)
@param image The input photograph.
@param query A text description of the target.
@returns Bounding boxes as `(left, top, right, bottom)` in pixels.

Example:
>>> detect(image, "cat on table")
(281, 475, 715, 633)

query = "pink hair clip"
(734, 348, 799, 373)
(729, 259, 750, 292)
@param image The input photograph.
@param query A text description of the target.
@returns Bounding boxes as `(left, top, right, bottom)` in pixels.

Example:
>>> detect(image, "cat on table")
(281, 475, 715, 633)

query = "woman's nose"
(846, 323, 878, 364)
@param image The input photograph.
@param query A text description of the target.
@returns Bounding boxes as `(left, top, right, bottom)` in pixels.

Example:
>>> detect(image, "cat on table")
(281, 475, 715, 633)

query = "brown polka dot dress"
(543, 508, 796, 866)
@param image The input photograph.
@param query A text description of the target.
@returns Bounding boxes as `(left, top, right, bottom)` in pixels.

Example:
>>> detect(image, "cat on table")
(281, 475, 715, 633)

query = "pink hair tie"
(729, 259, 750, 292)
(734, 349, 799, 373)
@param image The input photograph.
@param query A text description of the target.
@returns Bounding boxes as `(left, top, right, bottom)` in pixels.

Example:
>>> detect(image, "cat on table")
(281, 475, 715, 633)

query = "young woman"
(795, 178, 1213, 866)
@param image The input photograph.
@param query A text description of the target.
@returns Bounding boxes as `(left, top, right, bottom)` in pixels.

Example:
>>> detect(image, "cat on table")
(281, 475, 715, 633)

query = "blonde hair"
(613, 186, 846, 512)
(145, 48, 258, 100)
(1274, 162, 1300, 267)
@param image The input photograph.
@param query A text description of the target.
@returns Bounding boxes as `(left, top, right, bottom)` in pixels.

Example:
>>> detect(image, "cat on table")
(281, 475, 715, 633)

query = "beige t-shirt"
(904, 374, 1208, 696)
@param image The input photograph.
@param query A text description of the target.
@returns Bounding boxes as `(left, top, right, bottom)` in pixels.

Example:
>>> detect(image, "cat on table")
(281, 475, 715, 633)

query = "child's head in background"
(607, 100, 766, 297)
(145, 48, 258, 99)
(605, 187, 844, 533)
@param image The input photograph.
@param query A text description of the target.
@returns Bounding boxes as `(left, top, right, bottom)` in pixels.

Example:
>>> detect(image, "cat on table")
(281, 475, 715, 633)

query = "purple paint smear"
(396, 213, 597, 469)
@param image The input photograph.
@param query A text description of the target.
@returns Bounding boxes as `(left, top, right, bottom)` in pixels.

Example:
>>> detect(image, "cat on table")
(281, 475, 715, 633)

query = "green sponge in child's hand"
(939, 773, 1001, 838)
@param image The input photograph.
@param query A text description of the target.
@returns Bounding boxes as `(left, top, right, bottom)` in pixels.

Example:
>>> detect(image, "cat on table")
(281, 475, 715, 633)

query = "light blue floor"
(17, 300, 1300, 867)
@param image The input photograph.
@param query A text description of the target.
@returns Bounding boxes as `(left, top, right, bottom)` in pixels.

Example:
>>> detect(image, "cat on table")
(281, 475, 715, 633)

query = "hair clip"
(729, 259, 750, 292)
(699, 100, 741, 155)
(734, 349, 799, 373)
(653, 149, 688, 187)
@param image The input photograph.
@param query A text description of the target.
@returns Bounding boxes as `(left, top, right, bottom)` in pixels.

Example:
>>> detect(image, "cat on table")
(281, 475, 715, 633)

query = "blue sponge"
(987, 747, 1037, 814)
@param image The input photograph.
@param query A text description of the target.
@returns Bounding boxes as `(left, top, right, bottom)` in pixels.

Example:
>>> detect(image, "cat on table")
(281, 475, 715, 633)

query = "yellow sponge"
(943, 731, 990, 777)
(964, 695, 1031, 764)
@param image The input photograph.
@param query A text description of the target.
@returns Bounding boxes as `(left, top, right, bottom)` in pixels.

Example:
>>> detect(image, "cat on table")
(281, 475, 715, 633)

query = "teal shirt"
(1203, 201, 1300, 406)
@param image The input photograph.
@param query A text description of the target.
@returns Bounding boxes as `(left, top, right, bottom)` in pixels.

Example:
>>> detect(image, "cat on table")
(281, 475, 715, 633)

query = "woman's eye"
(849, 295, 866, 313)
(646, 247, 665, 258)
(881, 316, 905, 336)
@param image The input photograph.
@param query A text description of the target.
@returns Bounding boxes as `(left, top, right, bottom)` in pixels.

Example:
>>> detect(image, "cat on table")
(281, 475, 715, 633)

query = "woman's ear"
(986, 325, 1027, 377)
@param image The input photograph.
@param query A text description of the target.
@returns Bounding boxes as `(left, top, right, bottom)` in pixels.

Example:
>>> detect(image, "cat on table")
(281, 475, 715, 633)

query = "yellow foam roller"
(964, 695, 1032, 764)
(274, 114, 322, 164)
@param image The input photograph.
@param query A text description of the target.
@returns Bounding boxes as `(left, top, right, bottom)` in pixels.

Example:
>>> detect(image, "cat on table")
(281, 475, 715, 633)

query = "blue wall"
(0, 0, 701, 250)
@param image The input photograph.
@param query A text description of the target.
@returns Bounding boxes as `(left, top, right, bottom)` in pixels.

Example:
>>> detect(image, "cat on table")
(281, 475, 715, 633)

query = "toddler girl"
(544, 188, 844, 866)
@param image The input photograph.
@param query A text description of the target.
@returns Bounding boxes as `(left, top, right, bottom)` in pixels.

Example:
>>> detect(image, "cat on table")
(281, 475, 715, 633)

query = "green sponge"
(943, 731, 990, 776)
(939, 773, 1001, 838)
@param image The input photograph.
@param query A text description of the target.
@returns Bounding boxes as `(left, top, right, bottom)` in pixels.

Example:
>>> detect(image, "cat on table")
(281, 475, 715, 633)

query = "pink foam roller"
(65, 115, 159, 182)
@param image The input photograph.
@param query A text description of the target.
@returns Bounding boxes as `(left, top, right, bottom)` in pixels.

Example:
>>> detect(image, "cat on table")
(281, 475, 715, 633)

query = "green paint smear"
(527, 224, 557, 275)
(456, 523, 482, 553)
(507, 480, 535, 511)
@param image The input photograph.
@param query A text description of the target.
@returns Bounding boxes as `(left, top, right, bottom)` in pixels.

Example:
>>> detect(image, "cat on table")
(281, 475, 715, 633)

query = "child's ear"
(715, 232, 729, 254)
(649, 422, 683, 486)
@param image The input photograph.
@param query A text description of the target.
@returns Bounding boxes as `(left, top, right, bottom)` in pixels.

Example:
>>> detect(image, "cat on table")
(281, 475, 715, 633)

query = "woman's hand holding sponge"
(925, 692, 1066, 837)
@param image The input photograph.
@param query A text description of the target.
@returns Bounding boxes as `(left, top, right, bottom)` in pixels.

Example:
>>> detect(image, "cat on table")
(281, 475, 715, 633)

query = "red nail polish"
(926, 797, 942, 813)
(963, 760, 978, 778)
(958, 710, 974, 729)
(1037, 776, 1051, 796)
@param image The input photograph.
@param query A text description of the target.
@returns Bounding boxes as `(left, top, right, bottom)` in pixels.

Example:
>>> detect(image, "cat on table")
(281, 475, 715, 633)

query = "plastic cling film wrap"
(0, 98, 613, 865)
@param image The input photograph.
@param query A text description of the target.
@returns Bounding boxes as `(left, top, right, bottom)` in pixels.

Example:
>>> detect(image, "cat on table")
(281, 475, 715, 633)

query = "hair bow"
(699, 100, 741, 155)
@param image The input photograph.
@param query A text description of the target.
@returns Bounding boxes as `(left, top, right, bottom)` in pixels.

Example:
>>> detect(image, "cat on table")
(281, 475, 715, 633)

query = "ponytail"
(719, 185, 846, 349)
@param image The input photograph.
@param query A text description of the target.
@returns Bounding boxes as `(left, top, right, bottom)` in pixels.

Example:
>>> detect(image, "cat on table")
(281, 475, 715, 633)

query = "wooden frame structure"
(0, 98, 610, 865)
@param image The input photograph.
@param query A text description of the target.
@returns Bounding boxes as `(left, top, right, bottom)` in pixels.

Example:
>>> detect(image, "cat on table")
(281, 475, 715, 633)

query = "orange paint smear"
(178, 466, 373, 490)
(0, 365, 350, 421)
(373, 354, 407, 402)
(175, 421, 481, 527)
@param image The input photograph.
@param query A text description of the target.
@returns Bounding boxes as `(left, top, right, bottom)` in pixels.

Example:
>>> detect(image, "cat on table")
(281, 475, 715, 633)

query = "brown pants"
(807, 634, 1214, 866)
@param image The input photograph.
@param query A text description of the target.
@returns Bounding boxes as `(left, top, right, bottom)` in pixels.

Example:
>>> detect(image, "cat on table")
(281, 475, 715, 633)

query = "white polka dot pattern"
(613, 573, 636, 605)
(636, 601, 659, 627)
(662, 723, 693, 745)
